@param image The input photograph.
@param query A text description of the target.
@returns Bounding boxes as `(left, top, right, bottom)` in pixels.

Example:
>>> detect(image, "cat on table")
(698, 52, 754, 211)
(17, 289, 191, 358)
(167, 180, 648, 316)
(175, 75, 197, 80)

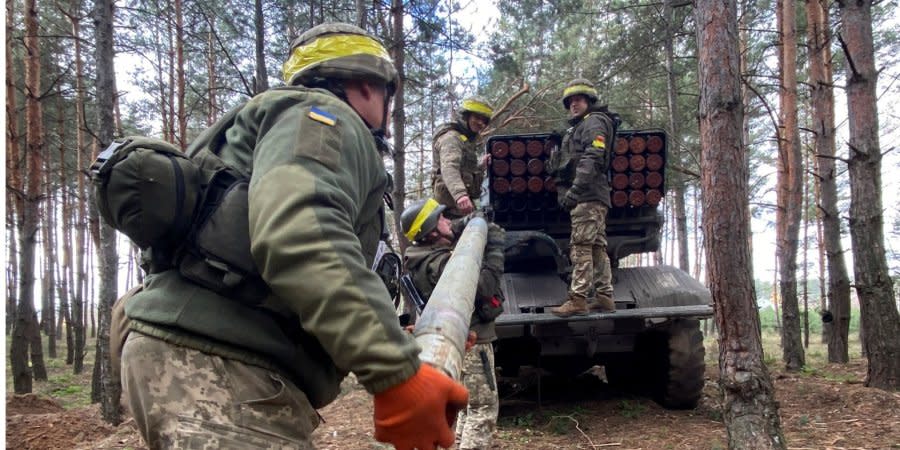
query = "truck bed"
(497, 265, 713, 326)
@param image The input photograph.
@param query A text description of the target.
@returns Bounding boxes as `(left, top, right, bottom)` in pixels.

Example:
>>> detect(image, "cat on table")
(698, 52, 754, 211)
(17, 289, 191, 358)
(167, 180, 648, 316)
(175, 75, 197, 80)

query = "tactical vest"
(431, 121, 483, 211)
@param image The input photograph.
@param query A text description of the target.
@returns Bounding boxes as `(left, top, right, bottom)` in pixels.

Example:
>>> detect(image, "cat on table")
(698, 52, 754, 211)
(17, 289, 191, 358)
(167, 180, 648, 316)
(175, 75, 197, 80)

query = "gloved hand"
(374, 364, 469, 450)
(487, 223, 506, 246)
(560, 190, 579, 211)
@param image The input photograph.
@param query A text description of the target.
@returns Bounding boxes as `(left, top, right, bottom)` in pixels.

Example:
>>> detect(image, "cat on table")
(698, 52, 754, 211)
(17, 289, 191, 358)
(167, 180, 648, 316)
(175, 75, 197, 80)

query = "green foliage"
(616, 399, 646, 419)
(547, 415, 574, 435)
(756, 306, 861, 334)
(501, 411, 536, 428)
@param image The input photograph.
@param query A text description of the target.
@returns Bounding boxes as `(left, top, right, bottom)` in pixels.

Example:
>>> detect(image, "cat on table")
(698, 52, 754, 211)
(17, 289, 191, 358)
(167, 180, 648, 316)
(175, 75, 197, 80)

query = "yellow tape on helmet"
(405, 198, 441, 241)
(462, 99, 493, 118)
(282, 34, 392, 83)
(562, 84, 598, 99)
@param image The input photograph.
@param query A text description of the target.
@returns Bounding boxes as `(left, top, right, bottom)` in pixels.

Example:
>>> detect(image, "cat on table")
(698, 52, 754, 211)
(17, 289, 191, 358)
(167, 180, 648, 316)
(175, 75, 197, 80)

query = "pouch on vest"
(476, 295, 504, 322)
(91, 137, 202, 250)
(178, 173, 269, 304)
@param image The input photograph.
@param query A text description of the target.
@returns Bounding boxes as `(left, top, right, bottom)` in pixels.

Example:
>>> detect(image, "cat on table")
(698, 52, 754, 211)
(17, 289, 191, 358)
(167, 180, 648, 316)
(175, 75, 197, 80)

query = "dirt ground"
(6, 358, 900, 450)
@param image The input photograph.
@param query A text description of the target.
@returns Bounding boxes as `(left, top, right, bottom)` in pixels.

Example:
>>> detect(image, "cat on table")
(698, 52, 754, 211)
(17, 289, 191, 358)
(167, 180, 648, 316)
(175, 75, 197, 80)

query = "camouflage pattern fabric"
(551, 109, 615, 208)
(431, 122, 484, 218)
(569, 201, 612, 299)
(455, 342, 498, 450)
(121, 332, 319, 450)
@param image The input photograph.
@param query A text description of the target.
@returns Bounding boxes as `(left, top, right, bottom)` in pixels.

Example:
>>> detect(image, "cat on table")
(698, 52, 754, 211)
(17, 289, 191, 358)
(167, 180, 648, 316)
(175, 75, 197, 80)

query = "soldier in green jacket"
(120, 23, 467, 450)
(548, 78, 617, 317)
(401, 198, 506, 450)
(432, 97, 494, 218)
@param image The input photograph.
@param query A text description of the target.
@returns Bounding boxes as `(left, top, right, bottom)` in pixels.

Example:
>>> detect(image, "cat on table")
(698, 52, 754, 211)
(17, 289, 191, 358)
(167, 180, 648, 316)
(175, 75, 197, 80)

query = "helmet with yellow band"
(561, 78, 598, 109)
(401, 198, 446, 242)
(283, 23, 399, 93)
(459, 97, 494, 124)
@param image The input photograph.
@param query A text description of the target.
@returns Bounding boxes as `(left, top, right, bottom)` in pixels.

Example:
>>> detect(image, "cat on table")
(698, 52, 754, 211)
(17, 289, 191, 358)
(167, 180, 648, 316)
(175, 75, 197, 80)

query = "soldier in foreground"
(401, 198, 506, 450)
(119, 23, 467, 450)
(548, 78, 617, 316)
(432, 97, 494, 218)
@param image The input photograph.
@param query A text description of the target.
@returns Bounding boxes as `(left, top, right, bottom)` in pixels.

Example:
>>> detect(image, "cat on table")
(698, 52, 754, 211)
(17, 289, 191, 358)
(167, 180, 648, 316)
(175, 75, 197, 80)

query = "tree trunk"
(14, 0, 50, 392)
(807, 0, 851, 363)
(776, 0, 805, 372)
(167, 12, 175, 143)
(56, 80, 72, 351)
(695, 0, 786, 447)
(42, 119, 57, 359)
(802, 146, 810, 349)
(812, 145, 829, 344)
(692, 185, 703, 281)
(206, 23, 218, 126)
(175, 0, 186, 148)
(7, 218, 18, 336)
(390, 0, 408, 252)
(355, 0, 368, 28)
(94, 0, 122, 423)
(69, 0, 87, 373)
(664, 0, 690, 273)
(837, 0, 900, 390)
(6, 0, 21, 337)
(254, 0, 269, 94)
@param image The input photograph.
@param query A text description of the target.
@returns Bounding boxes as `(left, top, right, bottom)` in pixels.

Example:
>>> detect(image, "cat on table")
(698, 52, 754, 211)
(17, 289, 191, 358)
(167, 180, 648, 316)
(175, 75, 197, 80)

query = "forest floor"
(6, 332, 900, 449)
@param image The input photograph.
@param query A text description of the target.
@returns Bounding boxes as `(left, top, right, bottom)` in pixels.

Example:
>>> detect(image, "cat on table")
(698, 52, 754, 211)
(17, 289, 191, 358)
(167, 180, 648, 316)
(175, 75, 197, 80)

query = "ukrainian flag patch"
(308, 107, 337, 126)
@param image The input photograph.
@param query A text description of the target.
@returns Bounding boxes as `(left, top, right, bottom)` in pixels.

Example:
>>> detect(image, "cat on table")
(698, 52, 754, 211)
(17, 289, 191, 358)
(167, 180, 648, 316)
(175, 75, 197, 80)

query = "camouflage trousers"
(569, 201, 613, 299)
(121, 332, 320, 450)
(455, 342, 499, 450)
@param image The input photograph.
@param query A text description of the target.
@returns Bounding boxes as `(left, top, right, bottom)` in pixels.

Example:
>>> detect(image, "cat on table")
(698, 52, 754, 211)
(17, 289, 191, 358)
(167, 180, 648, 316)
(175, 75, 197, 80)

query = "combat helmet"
(561, 78, 598, 109)
(401, 198, 446, 242)
(283, 23, 399, 93)
(457, 96, 494, 125)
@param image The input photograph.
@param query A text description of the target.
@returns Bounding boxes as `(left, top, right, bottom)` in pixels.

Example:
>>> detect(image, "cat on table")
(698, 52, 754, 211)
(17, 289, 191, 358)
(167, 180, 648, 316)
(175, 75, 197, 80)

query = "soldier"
(119, 23, 467, 450)
(548, 78, 617, 316)
(432, 97, 494, 218)
(401, 198, 505, 450)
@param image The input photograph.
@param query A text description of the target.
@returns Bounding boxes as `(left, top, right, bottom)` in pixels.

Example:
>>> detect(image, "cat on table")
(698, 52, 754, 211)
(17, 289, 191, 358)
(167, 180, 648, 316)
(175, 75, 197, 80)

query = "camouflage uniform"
(122, 333, 319, 449)
(403, 218, 506, 449)
(548, 82, 617, 313)
(432, 122, 484, 218)
(121, 24, 421, 449)
(456, 342, 499, 450)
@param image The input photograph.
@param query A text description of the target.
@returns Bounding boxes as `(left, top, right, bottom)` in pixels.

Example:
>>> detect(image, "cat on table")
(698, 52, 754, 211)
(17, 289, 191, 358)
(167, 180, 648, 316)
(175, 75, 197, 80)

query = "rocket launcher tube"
(413, 217, 488, 380)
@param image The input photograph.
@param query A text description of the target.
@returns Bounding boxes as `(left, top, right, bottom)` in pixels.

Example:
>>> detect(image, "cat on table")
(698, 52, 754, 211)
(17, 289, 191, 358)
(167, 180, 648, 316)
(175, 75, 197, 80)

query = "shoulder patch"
(308, 107, 337, 126)
(459, 134, 469, 142)
(592, 135, 606, 149)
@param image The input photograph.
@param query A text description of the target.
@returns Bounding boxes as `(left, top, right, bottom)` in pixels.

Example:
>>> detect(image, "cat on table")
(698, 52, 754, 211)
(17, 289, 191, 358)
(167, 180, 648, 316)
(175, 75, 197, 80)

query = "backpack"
(91, 103, 268, 304)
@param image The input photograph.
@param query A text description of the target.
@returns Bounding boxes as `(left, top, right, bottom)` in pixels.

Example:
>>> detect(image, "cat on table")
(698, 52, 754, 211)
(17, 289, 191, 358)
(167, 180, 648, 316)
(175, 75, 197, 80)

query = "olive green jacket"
(431, 121, 485, 216)
(549, 107, 615, 207)
(403, 221, 505, 343)
(125, 86, 420, 408)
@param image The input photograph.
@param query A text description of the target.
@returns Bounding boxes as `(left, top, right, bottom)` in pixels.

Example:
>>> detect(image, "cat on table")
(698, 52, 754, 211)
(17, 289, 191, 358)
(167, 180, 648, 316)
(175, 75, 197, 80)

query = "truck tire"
(654, 319, 706, 409)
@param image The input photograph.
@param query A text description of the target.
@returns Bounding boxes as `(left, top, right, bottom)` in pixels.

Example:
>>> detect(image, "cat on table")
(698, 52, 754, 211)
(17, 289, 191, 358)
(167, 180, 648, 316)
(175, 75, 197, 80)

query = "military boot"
(588, 294, 616, 313)
(550, 294, 589, 317)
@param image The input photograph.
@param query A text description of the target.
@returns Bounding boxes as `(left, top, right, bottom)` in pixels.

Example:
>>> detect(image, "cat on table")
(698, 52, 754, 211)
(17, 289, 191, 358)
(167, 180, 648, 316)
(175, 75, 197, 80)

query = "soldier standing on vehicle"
(119, 23, 468, 450)
(548, 78, 617, 317)
(401, 198, 506, 450)
(432, 97, 494, 218)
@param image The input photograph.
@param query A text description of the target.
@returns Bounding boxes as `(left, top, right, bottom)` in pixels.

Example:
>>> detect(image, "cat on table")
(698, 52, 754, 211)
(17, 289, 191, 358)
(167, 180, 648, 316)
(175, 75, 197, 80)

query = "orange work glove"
(374, 363, 469, 450)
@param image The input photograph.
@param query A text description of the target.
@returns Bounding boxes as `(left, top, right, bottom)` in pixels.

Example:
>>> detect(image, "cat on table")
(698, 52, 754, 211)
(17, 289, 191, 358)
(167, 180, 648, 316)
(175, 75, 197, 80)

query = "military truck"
(485, 130, 713, 409)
